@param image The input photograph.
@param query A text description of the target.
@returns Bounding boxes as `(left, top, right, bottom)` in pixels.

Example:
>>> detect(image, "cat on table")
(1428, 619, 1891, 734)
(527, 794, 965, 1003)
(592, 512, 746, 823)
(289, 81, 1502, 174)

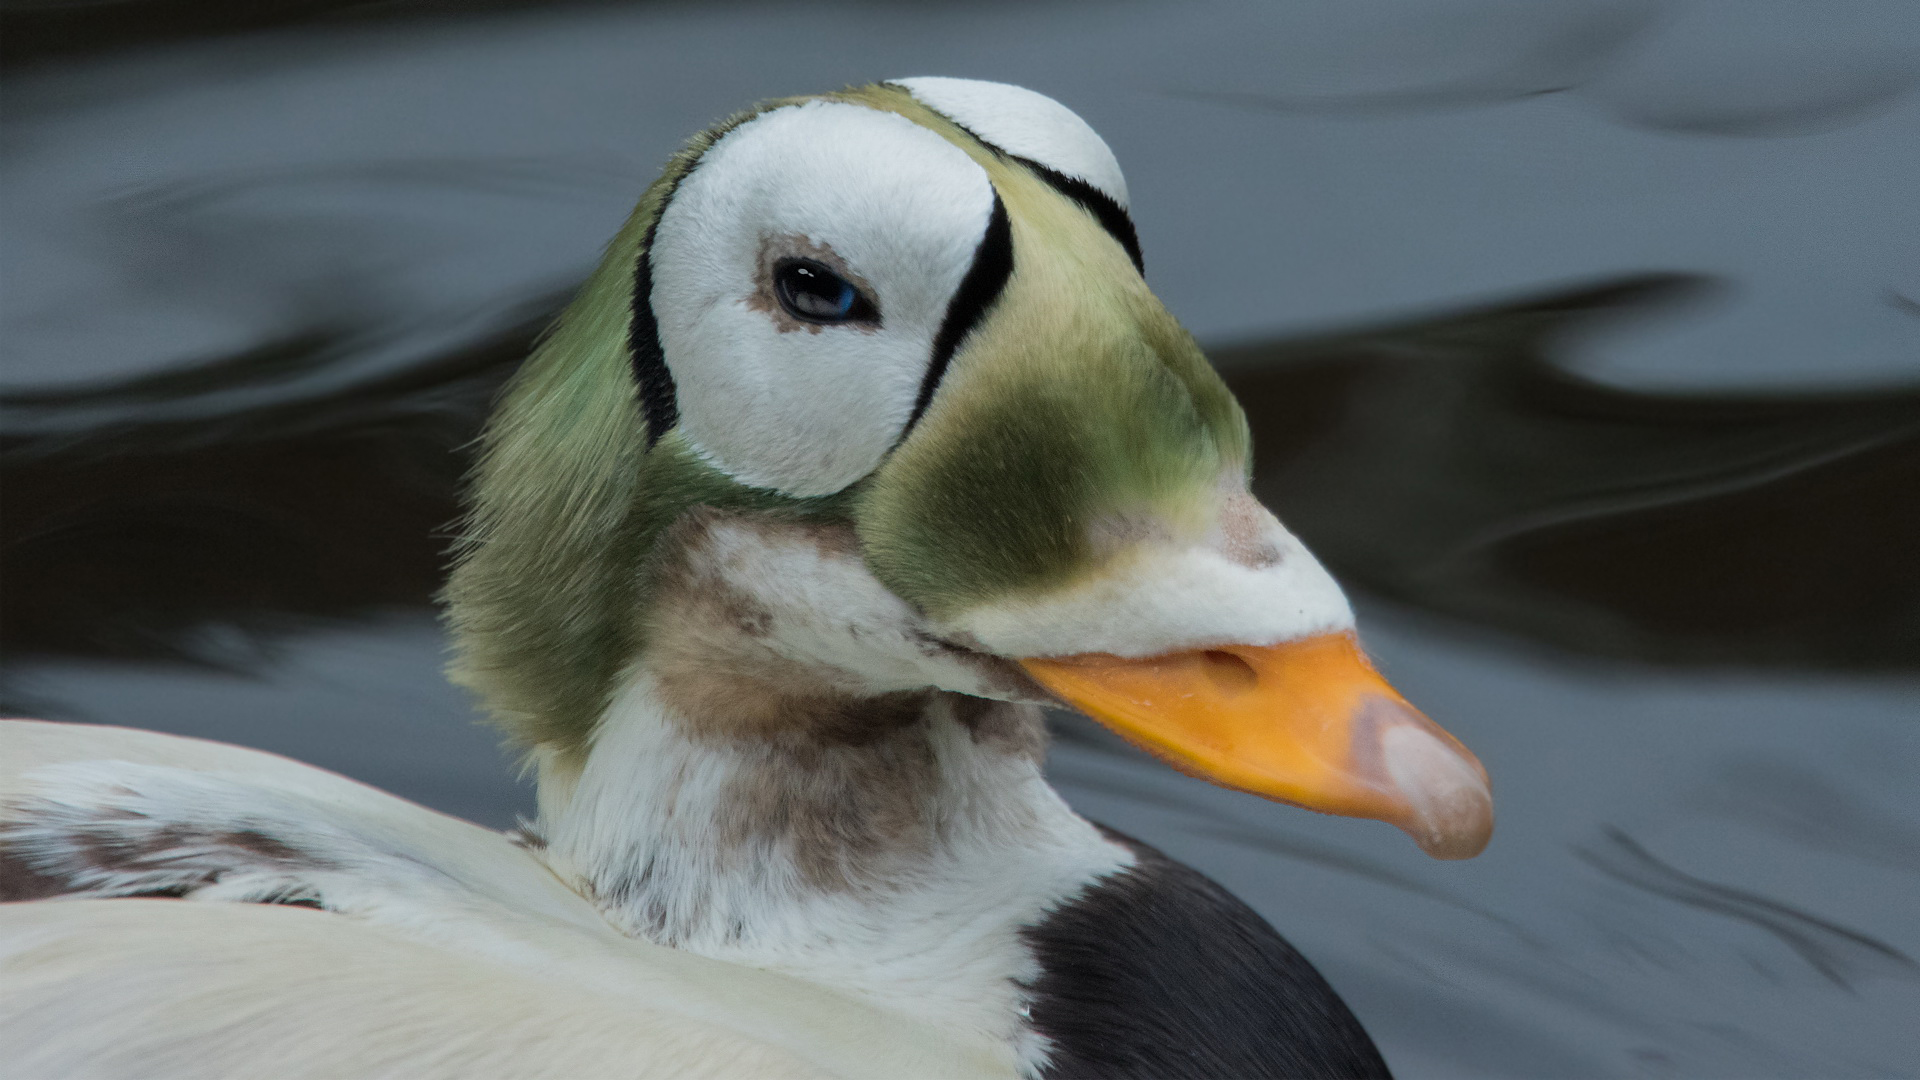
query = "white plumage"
(0, 720, 1012, 1078)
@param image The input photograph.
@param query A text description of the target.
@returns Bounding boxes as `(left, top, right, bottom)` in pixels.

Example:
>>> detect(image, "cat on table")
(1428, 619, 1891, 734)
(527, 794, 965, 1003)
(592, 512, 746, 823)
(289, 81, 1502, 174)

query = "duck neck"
(533, 669, 1131, 1056)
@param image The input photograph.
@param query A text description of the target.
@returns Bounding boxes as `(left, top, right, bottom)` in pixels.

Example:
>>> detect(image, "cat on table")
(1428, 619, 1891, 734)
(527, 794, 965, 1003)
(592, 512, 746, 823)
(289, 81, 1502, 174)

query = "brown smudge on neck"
(633, 507, 1048, 893)
(714, 714, 937, 893)
(641, 510, 904, 744)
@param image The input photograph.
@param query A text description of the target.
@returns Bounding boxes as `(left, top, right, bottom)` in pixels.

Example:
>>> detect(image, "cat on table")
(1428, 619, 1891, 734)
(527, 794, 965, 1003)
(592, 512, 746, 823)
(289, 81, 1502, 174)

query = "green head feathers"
(444, 80, 1248, 755)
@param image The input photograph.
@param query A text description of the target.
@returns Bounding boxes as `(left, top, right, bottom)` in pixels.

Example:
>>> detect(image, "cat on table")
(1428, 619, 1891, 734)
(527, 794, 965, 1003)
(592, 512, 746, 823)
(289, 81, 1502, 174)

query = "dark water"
(4, 2, 1919, 1076)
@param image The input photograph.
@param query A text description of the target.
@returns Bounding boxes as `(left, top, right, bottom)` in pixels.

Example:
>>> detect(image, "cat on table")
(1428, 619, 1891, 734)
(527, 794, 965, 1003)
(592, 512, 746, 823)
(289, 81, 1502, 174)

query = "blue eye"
(773, 258, 879, 324)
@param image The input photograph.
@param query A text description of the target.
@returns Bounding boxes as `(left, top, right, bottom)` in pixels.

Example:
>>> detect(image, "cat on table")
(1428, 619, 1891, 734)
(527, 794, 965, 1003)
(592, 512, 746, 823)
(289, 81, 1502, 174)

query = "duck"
(0, 77, 1493, 1079)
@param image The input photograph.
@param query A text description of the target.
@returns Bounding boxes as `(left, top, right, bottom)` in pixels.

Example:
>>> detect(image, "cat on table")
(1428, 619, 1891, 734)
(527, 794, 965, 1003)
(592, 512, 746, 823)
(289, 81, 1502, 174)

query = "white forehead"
(668, 100, 990, 264)
(649, 100, 995, 496)
(891, 76, 1129, 208)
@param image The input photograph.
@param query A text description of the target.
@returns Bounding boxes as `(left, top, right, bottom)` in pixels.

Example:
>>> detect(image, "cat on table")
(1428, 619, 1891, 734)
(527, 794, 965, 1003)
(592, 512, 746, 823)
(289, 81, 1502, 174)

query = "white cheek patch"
(937, 499, 1357, 659)
(890, 77, 1129, 208)
(687, 517, 1042, 702)
(650, 101, 995, 497)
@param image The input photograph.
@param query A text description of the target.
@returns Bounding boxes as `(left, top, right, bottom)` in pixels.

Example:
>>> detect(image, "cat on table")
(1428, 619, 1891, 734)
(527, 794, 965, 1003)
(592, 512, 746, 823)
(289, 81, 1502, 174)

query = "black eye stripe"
(631, 111, 765, 452)
(630, 236, 678, 451)
(903, 192, 1013, 435)
(631, 145, 719, 451)
(900, 104, 1143, 276)
(1006, 154, 1144, 275)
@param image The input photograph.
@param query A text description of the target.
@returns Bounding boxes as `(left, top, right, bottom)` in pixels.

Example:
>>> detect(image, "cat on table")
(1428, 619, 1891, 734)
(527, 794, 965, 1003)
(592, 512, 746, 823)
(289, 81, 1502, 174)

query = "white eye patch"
(889, 77, 1129, 209)
(649, 100, 996, 497)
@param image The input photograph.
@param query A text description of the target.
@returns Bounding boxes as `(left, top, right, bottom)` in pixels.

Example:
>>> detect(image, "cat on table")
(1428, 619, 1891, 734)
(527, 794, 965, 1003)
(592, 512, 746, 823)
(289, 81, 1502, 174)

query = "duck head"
(445, 78, 1492, 864)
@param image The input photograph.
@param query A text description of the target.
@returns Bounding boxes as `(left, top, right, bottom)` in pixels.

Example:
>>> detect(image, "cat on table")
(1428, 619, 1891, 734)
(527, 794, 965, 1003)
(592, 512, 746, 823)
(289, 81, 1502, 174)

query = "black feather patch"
(1023, 827, 1393, 1080)
(627, 110, 769, 450)
(629, 238, 678, 450)
(905, 192, 1014, 433)
(1010, 155, 1145, 275)
(884, 89, 1145, 277)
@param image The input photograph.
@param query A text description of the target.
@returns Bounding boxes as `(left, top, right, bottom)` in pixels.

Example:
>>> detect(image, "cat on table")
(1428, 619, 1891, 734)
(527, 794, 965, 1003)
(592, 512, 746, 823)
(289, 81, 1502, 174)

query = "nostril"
(1199, 649, 1258, 694)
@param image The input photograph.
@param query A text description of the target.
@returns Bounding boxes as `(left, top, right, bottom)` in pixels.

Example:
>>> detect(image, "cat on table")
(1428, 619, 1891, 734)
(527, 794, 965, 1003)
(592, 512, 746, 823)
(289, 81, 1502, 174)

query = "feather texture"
(0, 720, 1013, 1078)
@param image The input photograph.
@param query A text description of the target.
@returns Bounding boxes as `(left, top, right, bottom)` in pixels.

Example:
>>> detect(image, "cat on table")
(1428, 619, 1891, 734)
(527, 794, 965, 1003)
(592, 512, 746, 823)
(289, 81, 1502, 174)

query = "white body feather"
(550, 676, 1131, 1073)
(0, 720, 1017, 1079)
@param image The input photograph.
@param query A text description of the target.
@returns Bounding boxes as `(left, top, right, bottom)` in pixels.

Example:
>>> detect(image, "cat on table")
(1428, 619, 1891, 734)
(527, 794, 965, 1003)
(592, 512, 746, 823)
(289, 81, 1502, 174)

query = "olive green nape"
(442, 104, 832, 757)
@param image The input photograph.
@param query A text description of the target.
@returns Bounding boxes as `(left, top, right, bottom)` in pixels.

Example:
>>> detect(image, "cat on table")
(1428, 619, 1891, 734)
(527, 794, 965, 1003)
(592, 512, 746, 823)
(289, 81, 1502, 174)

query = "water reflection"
(1, 0, 601, 69)
(1686, 756, 1920, 876)
(3, 311, 539, 666)
(1226, 276, 1920, 670)
(1576, 826, 1916, 991)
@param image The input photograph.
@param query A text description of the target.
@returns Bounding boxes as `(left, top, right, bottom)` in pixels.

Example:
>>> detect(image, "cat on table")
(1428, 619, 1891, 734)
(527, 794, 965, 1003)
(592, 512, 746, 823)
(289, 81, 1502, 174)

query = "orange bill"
(1019, 631, 1492, 858)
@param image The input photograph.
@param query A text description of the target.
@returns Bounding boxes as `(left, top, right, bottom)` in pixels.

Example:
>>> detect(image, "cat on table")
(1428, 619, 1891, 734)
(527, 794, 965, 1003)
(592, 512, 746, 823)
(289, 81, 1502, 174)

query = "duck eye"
(772, 258, 878, 325)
